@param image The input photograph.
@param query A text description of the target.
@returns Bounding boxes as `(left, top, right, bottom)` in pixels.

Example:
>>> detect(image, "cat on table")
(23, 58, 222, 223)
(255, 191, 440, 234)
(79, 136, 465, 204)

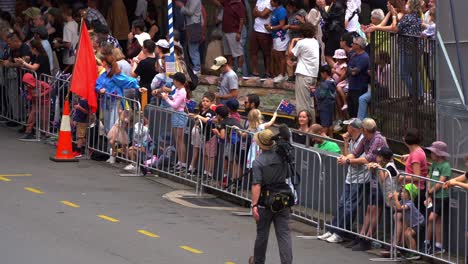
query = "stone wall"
(194, 75, 296, 112)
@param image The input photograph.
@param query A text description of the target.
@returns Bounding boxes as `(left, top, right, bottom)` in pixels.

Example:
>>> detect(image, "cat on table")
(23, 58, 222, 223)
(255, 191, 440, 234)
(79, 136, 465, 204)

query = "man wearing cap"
(211, 56, 239, 105)
(347, 36, 369, 118)
(20, 7, 41, 41)
(250, 129, 293, 264)
(318, 118, 370, 243)
(32, 26, 54, 73)
(131, 39, 157, 104)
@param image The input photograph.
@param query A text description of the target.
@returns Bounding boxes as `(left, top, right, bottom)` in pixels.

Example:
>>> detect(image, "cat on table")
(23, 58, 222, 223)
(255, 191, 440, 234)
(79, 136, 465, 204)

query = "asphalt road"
(0, 127, 377, 264)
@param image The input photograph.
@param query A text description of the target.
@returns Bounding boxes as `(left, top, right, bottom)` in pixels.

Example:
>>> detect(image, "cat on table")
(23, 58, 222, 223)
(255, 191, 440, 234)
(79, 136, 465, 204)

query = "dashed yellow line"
(24, 187, 44, 194)
(224, 262, 236, 264)
(97, 214, 120, 223)
(61, 201, 80, 208)
(137, 229, 160, 238)
(0, 176, 11, 182)
(180, 245, 203, 254)
(0, 174, 32, 177)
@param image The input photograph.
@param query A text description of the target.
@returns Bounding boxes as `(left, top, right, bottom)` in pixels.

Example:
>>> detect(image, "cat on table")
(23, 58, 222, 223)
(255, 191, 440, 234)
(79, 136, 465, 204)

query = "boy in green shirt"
(424, 141, 452, 254)
(310, 124, 341, 154)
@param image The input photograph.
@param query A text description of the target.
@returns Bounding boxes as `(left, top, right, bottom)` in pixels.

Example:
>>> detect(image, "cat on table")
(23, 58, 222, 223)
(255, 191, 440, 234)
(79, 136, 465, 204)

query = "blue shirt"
(316, 79, 336, 111)
(347, 51, 369, 91)
(95, 72, 139, 96)
(271, 6, 287, 40)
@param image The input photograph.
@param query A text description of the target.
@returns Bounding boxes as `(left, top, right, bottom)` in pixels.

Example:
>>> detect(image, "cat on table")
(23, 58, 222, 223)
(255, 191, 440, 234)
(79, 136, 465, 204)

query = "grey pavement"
(0, 127, 378, 264)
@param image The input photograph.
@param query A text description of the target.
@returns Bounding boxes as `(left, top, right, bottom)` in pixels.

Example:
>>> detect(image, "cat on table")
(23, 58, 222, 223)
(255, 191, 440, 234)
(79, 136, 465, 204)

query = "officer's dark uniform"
(252, 149, 293, 264)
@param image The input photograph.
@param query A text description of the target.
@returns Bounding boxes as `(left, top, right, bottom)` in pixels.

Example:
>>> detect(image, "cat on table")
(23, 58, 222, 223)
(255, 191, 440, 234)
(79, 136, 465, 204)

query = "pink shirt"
(405, 147, 428, 189)
(165, 88, 187, 112)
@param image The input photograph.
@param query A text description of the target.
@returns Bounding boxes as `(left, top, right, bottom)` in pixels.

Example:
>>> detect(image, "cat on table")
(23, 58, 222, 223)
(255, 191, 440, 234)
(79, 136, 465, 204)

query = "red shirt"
(405, 147, 429, 189)
(222, 0, 246, 33)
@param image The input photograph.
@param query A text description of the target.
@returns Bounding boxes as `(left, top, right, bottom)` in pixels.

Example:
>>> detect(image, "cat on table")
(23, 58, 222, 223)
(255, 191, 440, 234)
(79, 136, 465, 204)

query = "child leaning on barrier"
(444, 155, 468, 190)
(424, 141, 452, 254)
(123, 116, 151, 172)
(72, 96, 89, 158)
(390, 183, 425, 259)
(188, 92, 216, 176)
(106, 109, 133, 164)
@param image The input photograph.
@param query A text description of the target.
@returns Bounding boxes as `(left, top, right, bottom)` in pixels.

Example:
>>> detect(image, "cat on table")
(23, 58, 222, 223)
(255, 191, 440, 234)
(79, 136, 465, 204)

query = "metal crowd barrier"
(0, 67, 41, 141)
(87, 92, 143, 176)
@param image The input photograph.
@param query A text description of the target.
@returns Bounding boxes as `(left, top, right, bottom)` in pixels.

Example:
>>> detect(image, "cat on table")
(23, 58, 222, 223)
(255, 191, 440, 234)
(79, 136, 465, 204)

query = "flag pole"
(67, 18, 85, 102)
(165, 0, 176, 76)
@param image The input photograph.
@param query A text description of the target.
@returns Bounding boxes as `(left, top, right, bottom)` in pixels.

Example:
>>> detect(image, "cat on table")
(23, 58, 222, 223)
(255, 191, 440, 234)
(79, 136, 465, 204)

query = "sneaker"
(124, 164, 136, 171)
(333, 120, 343, 132)
(317, 231, 333, 241)
(273, 74, 285, 83)
(352, 240, 372, 251)
(106, 156, 116, 164)
(423, 241, 432, 254)
(19, 133, 36, 140)
(259, 74, 271, 81)
(433, 246, 445, 254)
(341, 104, 348, 111)
(326, 233, 344, 243)
(344, 239, 360, 248)
(74, 152, 83, 158)
(404, 252, 421, 260)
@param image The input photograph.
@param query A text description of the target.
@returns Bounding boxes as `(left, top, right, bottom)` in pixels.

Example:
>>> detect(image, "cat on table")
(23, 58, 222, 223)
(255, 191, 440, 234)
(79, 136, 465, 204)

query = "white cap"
(155, 39, 169, 49)
(135, 32, 151, 46)
(210, 56, 227, 71)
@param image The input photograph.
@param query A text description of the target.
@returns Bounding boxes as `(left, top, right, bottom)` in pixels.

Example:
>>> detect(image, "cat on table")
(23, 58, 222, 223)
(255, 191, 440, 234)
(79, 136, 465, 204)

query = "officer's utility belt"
(260, 183, 294, 213)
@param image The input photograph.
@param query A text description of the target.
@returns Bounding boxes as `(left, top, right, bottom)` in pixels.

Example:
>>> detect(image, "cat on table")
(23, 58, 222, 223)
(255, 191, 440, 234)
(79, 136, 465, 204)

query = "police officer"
(249, 129, 293, 264)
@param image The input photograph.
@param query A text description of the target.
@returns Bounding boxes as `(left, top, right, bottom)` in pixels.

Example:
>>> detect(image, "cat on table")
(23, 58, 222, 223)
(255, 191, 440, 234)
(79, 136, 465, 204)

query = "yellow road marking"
(61, 201, 80, 208)
(0, 174, 32, 177)
(180, 245, 203, 254)
(137, 229, 160, 238)
(97, 214, 120, 223)
(225, 262, 236, 264)
(24, 187, 44, 194)
(0, 176, 11, 182)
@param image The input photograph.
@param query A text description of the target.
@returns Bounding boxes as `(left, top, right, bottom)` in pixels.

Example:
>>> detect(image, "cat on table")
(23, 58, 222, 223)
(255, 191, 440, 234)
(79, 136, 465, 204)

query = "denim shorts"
(171, 111, 188, 128)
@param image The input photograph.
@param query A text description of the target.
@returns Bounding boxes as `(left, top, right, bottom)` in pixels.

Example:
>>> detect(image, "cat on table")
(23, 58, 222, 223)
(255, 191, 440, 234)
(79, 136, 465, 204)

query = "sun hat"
(333, 49, 347, 59)
(254, 129, 274, 150)
(22, 7, 41, 18)
(426, 141, 450, 157)
(210, 56, 228, 71)
(404, 183, 419, 201)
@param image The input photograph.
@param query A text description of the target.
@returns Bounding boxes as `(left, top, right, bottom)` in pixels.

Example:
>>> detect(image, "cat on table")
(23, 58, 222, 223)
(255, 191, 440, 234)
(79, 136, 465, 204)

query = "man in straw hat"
(249, 129, 292, 264)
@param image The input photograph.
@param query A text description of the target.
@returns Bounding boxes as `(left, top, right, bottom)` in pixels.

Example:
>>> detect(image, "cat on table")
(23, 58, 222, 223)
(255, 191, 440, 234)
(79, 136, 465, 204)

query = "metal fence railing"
(370, 31, 436, 147)
(1, 70, 466, 263)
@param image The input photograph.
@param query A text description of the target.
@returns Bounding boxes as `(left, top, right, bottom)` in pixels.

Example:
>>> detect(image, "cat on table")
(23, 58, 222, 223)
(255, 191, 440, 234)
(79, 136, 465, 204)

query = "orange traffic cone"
(50, 100, 78, 162)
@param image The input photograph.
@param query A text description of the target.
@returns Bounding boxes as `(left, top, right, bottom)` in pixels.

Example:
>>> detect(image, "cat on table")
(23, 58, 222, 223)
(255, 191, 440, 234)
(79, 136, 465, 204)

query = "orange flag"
(70, 21, 98, 113)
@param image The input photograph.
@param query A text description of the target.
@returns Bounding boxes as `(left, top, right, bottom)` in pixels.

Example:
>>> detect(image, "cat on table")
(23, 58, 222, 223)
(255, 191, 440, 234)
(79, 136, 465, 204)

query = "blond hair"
(247, 109, 263, 131)
(112, 48, 126, 61)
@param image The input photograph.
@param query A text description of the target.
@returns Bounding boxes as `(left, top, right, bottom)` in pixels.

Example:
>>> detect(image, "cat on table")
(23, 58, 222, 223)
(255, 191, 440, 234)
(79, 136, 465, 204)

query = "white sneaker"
(124, 164, 136, 171)
(341, 104, 348, 111)
(273, 74, 284, 83)
(326, 233, 343, 243)
(108, 156, 116, 164)
(317, 231, 333, 241)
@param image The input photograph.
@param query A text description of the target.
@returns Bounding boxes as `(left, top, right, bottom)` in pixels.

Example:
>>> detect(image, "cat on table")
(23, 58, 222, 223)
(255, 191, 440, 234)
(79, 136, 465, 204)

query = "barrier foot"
(296, 236, 318, 240)
(18, 138, 41, 142)
(232, 208, 252, 216)
(119, 172, 142, 177)
(49, 156, 79, 162)
(369, 258, 403, 262)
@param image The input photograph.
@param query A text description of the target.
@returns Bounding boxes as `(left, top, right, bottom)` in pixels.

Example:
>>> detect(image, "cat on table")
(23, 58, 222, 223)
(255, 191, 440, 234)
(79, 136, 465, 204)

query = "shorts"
(319, 108, 334, 127)
(223, 32, 243, 58)
(204, 136, 217, 158)
(428, 197, 450, 216)
(75, 122, 88, 138)
(273, 36, 290, 51)
(191, 126, 202, 147)
(368, 181, 384, 206)
(171, 111, 188, 128)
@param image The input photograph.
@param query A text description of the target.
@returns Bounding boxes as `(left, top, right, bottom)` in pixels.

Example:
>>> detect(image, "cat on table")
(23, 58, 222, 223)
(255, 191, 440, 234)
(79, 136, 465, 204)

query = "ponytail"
(105, 55, 121, 78)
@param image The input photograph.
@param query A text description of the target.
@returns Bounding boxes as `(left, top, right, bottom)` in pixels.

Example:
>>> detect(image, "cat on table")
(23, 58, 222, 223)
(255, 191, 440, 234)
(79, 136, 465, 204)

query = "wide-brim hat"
(332, 49, 347, 59)
(254, 129, 274, 150)
(426, 141, 450, 157)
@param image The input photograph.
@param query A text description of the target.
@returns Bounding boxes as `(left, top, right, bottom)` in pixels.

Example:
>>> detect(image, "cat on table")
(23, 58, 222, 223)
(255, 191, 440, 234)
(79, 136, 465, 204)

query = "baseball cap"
(373, 147, 394, 160)
(226, 99, 239, 112)
(22, 7, 41, 18)
(169, 72, 186, 84)
(32, 26, 48, 39)
(353, 36, 367, 49)
(210, 56, 227, 71)
(135, 32, 151, 46)
(155, 39, 169, 49)
(215, 105, 229, 118)
(343, 118, 362, 129)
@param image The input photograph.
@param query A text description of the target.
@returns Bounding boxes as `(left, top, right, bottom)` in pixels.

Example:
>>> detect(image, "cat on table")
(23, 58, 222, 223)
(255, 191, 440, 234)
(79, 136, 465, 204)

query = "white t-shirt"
(345, 0, 361, 32)
(253, 0, 273, 34)
(62, 20, 78, 65)
(291, 38, 319, 77)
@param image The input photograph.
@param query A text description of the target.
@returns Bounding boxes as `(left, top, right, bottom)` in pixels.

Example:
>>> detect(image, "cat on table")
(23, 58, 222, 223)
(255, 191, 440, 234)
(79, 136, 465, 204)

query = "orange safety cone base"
(50, 100, 79, 163)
